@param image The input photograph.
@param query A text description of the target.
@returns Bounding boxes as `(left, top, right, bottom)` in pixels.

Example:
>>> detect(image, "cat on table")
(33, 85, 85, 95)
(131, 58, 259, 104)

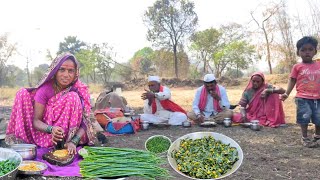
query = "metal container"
(223, 118, 232, 127)
(250, 120, 261, 131)
(182, 121, 191, 128)
(10, 144, 37, 160)
(18, 160, 47, 175)
(0, 147, 23, 180)
(167, 132, 243, 180)
(141, 121, 150, 130)
(250, 124, 261, 131)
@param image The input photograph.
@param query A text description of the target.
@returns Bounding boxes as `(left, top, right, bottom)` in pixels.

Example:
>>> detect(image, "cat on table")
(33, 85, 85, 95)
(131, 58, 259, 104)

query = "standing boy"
(281, 36, 320, 148)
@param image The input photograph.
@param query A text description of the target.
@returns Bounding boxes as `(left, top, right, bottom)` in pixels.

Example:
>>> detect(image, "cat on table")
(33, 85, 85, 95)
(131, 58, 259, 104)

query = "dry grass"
(0, 77, 297, 124)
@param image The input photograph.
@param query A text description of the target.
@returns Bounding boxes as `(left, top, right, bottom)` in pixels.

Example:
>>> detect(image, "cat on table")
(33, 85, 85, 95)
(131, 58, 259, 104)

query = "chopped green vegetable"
(173, 136, 239, 179)
(146, 136, 171, 154)
(0, 159, 18, 176)
(80, 146, 171, 180)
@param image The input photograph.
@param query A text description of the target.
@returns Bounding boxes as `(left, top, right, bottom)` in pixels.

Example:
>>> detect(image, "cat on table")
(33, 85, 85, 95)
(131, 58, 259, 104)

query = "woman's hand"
(51, 126, 64, 145)
(65, 142, 77, 155)
(260, 89, 269, 98)
(280, 93, 289, 101)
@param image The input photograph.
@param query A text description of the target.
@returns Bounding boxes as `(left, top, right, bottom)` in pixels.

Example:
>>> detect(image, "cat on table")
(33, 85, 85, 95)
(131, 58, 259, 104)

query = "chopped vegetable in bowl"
(145, 135, 172, 154)
(167, 132, 243, 180)
(173, 136, 239, 179)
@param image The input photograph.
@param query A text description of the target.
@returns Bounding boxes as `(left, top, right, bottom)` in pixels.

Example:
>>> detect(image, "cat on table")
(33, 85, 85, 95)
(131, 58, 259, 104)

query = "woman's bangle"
(45, 125, 53, 134)
(71, 135, 81, 145)
(283, 93, 289, 97)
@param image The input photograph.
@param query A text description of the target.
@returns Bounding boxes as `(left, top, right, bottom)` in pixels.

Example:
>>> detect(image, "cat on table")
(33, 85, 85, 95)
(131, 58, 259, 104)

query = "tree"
(251, 2, 282, 74)
(76, 48, 98, 83)
(58, 36, 86, 55)
(144, 0, 198, 78)
(213, 23, 255, 78)
(130, 47, 154, 77)
(190, 28, 221, 75)
(0, 33, 16, 87)
(274, 1, 296, 73)
(32, 64, 49, 83)
(153, 48, 189, 77)
(94, 43, 116, 86)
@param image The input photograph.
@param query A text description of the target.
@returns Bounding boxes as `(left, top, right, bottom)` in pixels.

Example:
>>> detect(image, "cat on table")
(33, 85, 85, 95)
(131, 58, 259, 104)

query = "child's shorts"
(295, 97, 320, 125)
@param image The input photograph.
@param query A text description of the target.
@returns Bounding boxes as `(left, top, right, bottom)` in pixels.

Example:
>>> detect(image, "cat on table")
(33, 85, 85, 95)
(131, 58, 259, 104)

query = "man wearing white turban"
(188, 74, 233, 124)
(140, 76, 187, 125)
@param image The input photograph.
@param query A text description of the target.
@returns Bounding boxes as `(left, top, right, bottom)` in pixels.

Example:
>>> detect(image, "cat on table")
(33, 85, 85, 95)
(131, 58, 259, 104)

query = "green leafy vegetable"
(146, 136, 171, 154)
(0, 159, 18, 176)
(173, 136, 239, 179)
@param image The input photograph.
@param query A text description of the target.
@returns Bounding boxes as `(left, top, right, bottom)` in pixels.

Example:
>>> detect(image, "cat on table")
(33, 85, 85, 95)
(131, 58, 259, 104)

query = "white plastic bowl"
(167, 132, 243, 180)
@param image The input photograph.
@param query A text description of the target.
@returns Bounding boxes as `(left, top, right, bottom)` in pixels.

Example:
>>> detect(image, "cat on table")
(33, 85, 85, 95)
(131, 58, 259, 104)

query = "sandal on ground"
(312, 134, 320, 146)
(301, 137, 318, 148)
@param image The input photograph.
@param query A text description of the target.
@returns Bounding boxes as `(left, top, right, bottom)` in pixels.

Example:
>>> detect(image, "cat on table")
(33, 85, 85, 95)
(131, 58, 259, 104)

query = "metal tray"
(18, 160, 47, 175)
(200, 121, 217, 127)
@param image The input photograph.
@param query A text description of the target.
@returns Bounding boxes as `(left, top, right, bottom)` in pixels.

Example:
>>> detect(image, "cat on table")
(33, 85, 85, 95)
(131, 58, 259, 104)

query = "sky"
(0, 0, 308, 70)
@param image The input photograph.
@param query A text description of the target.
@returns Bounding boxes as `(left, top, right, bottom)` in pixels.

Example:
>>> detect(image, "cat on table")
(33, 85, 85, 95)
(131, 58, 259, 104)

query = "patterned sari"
(5, 53, 96, 147)
(235, 72, 285, 127)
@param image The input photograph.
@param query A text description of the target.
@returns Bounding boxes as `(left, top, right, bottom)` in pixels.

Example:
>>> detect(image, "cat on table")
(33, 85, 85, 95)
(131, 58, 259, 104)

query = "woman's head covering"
(35, 53, 79, 89)
(245, 72, 265, 90)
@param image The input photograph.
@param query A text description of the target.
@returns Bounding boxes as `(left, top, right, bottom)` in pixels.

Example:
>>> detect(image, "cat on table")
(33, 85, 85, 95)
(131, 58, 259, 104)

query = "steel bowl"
(10, 144, 37, 160)
(18, 160, 47, 175)
(0, 147, 23, 180)
(167, 132, 243, 180)
(182, 121, 191, 128)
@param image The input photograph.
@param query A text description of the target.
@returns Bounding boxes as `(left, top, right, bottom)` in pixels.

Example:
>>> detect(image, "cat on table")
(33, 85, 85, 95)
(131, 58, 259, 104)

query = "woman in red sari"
(235, 72, 286, 127)
(5, 53, 96, 154)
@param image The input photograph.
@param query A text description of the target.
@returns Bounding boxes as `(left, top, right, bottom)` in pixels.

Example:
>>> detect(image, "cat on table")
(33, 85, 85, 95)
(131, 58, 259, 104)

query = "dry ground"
(2, 79, 320, 180)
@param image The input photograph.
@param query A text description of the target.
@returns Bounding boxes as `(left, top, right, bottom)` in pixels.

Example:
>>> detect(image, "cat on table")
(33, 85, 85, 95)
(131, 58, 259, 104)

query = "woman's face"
(55, 59, 76, 88)
(251, 75, 264, 90)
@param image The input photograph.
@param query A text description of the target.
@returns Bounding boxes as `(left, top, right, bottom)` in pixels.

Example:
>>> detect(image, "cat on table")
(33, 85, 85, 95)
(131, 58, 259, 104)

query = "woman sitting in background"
(233, 72, 286, 127)
(5, 53, 96, 154)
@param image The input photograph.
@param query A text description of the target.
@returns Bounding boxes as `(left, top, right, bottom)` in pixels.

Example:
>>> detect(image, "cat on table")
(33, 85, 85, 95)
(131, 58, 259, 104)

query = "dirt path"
(10, 123, 320, 180)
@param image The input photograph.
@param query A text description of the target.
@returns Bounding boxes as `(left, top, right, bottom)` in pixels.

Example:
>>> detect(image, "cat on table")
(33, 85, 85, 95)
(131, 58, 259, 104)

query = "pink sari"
(5, 53, 96, 147)
(234, 72, 285, 127)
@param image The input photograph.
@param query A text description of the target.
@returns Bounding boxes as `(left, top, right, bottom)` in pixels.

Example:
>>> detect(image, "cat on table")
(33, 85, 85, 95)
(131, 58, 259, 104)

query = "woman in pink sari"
(5, 53, 96, 154)
(234, 72, 286, 127)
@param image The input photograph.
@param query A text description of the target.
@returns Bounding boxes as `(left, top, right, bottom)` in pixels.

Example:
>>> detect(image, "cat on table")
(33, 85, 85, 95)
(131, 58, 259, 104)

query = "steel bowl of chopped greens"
(167, 132, 243, 179)
(0, 147, 23, 179)
(145, 135, 172, 155)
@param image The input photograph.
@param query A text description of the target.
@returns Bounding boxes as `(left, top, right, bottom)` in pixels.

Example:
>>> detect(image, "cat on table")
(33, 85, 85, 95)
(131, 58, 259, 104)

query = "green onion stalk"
(79, 146, 171, 180)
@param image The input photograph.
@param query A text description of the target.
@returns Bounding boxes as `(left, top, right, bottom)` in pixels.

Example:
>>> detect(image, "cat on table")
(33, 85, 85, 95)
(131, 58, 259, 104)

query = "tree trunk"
(173, 44, 179, 78)
(263, 27, 273, 74)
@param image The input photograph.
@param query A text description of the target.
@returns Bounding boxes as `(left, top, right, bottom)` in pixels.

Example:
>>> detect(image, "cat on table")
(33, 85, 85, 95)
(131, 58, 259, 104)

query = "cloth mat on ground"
(36, 147, 83, 177)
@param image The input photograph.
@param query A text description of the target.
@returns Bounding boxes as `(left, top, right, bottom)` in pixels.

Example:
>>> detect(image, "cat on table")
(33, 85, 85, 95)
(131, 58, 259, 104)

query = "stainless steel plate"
(167, 132, 243, 180)
(240, 122, 252, 128)
(18, 160, 47, 175)
(200, 121, 217, 127)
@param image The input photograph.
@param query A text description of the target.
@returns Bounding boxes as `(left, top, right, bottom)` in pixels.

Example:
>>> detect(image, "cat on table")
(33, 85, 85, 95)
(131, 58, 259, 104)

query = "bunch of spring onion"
(79, 146, 171, 180)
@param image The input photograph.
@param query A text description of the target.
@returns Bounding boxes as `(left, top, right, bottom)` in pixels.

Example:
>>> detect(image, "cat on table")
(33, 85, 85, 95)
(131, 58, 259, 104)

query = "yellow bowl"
(167, 132, 243, 180)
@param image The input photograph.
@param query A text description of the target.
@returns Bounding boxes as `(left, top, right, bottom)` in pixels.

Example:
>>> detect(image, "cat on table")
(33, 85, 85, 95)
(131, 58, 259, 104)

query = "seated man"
(140, 76, 187, 125)
(188, 74, 233, 124)
(234, 72, 286, 127)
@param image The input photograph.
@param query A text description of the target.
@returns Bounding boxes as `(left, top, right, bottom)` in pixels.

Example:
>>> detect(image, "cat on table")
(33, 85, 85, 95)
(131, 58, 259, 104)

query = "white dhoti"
(140, 110, 187, 125)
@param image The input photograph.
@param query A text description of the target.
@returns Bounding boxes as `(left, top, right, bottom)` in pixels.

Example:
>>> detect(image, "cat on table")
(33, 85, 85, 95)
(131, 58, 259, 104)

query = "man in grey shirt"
(188, 74, 233, 124)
